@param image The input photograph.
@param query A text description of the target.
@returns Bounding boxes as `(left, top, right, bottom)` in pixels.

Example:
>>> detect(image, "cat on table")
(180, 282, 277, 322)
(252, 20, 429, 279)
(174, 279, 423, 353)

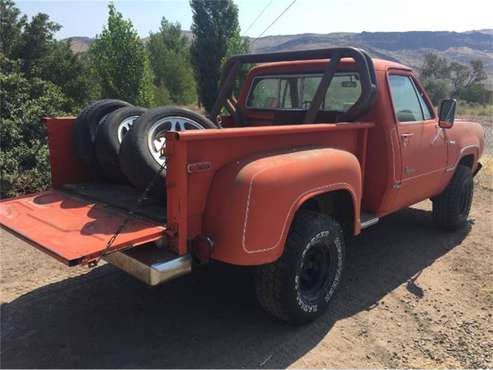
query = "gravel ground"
(0, 121, 492, 369)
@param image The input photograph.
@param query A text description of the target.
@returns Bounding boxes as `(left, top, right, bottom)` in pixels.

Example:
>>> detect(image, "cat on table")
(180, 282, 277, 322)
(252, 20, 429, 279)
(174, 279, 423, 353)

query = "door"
(388, 73, 447, 209)
(0, 190, 166, 266)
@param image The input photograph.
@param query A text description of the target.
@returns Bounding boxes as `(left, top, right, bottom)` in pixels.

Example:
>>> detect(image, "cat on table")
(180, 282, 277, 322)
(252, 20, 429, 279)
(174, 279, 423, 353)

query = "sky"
(16, 0, 493, 40)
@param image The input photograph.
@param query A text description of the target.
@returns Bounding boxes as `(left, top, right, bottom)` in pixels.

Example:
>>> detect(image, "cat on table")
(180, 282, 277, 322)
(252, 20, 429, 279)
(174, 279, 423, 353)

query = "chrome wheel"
(147, 116, 206, 165)
(117, 115, 139, 143)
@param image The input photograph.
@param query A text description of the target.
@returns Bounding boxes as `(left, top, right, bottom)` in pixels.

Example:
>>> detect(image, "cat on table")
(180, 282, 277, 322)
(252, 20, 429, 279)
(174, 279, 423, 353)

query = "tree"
(190, 0, 248, 112)
(469, 60, 488, 86)
(0, 0, 26, 56)
(90, 3, 154, 106)
(13, 13, 60, 75)
(420, 53, 450, 81)
(0, 55, 68, 197)
(147, 18, 196, 105)
(0, 0, 96, 197)
(35, 40, 97, 112)
(1, 1, 93, 111)
(449, 62, 469, 92)
(423, 79, 451, 106)
(420, 53, 491, 105)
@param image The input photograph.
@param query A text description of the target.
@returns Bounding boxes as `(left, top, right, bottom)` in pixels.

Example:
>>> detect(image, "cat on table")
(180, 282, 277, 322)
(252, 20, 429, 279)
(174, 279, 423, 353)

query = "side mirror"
(438, 99, 456, 129)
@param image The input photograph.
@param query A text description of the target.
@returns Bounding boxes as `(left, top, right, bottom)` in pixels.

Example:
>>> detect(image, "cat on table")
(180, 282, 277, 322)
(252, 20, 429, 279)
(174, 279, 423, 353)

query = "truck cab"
(0, 48, 484, 323)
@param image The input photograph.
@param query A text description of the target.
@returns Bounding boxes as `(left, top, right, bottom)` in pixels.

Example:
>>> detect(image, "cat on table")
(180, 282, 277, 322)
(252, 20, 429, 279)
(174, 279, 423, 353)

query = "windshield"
(246, 72, 362, 112)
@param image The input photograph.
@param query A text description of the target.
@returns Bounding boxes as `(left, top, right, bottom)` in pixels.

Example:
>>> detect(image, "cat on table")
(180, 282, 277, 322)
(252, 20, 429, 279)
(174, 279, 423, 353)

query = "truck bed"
(61, 183, 166, 222)
(1, 117, 373, 267)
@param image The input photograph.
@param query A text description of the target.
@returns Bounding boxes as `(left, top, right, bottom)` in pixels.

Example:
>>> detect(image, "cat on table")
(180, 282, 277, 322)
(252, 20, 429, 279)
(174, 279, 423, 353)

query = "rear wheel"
(255, 211, 345, 324)
(119, 106, 217, 197)
(432, 164, 474, 231)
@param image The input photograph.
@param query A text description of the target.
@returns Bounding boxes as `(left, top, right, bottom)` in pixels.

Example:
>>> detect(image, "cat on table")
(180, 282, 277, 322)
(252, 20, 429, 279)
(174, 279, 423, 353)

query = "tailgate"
(0, 190, 165, 266)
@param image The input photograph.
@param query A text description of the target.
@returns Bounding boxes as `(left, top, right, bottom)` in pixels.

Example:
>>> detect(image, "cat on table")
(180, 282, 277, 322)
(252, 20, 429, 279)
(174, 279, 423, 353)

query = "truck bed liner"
(61, 183, 166, 222)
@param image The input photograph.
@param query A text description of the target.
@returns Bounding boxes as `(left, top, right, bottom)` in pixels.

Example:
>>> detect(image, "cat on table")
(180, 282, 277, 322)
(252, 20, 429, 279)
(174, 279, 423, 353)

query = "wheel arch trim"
(446, 144, 480, 173)
(241, 182, 360, 255)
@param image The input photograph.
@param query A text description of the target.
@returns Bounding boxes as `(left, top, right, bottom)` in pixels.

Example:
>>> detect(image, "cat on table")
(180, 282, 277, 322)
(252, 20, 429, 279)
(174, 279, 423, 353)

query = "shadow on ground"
(0, 206, 471, 368)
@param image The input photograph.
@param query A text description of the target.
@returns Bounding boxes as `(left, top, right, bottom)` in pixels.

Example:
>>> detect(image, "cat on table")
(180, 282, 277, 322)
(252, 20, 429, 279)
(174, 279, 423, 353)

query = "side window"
(325, 74, 362, 112)
(279, 79, 294, 108)
(300, 76, 322, 109)
(247, 78, 280, 109)
(415, 85, 433, 120)
(389, 75, 424, 122)
(247, 73, 362, 112)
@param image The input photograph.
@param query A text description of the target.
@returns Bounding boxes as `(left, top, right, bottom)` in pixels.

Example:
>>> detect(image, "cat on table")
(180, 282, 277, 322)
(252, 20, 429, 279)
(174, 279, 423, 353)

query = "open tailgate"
(0, 190, 165, 266)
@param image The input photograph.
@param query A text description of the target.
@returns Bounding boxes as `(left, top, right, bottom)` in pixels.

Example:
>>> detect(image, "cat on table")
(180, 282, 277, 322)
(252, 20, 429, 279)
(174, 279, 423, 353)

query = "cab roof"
(248, 57, 412, 75)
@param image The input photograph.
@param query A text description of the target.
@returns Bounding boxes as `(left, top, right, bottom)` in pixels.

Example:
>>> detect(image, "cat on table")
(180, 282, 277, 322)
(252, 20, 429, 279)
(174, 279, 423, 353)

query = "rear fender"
(203, 147, 362, 265)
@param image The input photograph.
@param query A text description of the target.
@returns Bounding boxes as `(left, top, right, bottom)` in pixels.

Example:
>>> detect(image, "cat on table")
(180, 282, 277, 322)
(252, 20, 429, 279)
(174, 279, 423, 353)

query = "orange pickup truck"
(0, 48, 485, 323)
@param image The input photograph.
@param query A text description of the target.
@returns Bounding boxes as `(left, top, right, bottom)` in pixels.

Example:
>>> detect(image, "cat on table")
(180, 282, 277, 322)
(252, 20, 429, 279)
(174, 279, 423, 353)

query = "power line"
(244, 0, 273, 35)
(251, 0, 297, 45)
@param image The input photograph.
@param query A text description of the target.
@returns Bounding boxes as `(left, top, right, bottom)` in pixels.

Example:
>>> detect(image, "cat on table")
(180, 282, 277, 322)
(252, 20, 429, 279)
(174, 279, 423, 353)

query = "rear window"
(246, 73, 362, 112)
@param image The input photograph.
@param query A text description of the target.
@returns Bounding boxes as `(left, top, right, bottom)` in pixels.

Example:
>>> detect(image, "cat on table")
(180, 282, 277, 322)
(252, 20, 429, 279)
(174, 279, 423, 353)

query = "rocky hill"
(248, 30, 493, 80)
(65, 29, 493, 80)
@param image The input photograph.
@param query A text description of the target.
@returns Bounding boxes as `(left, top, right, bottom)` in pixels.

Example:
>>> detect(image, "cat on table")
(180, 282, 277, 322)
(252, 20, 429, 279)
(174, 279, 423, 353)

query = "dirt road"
(1, 120, 492, 368)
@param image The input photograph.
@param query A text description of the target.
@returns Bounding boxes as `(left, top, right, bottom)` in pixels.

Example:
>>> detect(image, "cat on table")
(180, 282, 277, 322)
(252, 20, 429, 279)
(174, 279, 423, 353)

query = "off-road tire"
(73, 99, 132, 168)
(119, 106, 216, 198)
(94, 106, 147, 183)
(432, 164, 474, 231)
(255, 211, 345, 324)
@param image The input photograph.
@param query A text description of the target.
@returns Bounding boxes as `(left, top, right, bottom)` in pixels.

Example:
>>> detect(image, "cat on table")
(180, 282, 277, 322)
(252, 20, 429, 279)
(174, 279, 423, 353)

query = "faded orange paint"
(203, 147, 361, 265)
(0, 191, 164, 265)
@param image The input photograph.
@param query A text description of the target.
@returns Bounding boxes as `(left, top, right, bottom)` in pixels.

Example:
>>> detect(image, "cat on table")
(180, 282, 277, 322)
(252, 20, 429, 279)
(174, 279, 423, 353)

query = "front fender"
(203, 147, 362, 265)
(446, 120, 484, 173)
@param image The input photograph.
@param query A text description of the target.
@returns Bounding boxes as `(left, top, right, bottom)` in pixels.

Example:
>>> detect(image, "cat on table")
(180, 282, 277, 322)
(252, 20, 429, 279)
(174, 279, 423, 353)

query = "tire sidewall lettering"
(294, 229, 343, 313)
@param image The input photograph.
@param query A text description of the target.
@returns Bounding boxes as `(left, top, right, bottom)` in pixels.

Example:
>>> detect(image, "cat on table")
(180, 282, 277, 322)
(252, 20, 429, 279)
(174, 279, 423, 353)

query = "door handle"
(400, 133, 414, 146)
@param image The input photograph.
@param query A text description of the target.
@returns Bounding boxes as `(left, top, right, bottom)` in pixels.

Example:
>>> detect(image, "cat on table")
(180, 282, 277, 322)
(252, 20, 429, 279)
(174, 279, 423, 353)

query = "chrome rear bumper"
(104, 245, 192, 286)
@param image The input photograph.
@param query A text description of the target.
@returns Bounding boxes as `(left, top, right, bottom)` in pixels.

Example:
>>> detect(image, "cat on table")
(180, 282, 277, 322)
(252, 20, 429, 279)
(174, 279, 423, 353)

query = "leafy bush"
(456, 84, 493, 105)
(0, 56, 67, 197)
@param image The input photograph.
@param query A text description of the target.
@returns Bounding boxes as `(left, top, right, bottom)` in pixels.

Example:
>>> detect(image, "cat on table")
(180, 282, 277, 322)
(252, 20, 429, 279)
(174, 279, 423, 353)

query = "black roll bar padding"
(208, 47, 378, 123)
(303, 52, 340, 123)
(337, 48, 378, 122)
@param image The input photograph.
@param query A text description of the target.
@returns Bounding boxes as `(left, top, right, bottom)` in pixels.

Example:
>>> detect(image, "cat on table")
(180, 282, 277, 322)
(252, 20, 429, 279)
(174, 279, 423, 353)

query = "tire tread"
(255, 211, 344, 323)
(432, 165, 473, 230)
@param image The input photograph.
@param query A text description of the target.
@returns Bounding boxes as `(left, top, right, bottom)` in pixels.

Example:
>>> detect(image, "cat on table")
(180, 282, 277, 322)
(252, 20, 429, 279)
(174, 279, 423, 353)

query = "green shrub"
(0, 58, 68, 197)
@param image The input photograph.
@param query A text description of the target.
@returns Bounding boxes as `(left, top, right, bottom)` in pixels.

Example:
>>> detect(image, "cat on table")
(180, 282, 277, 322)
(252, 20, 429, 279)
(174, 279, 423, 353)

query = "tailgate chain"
(88, 148, 167, 268)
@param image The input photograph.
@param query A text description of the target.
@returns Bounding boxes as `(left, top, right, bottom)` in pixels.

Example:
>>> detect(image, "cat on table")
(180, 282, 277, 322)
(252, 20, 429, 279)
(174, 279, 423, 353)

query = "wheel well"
(298, 190, 355, 233)
(458, 154, 475, 169)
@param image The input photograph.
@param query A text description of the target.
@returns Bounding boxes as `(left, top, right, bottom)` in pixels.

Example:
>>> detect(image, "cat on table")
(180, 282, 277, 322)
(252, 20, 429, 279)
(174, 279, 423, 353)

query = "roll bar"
(209, 47, 377, 123)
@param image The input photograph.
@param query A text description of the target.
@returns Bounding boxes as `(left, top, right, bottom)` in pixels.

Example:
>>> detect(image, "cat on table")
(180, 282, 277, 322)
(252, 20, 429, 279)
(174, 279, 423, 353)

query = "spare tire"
(119, 106, 217, 197)
(73, 99, 132, 168)
(95, 106, 147, 183)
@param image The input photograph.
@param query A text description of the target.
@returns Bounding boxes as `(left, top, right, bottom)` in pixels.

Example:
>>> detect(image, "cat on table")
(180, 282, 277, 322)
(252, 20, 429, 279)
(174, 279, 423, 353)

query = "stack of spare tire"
(73, 99, 217, 199)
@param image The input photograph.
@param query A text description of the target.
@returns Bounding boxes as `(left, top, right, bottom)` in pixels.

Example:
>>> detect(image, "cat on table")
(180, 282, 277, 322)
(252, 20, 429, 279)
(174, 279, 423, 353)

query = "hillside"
(65, 29, 493, 80)
(248, 30, 493, 81)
